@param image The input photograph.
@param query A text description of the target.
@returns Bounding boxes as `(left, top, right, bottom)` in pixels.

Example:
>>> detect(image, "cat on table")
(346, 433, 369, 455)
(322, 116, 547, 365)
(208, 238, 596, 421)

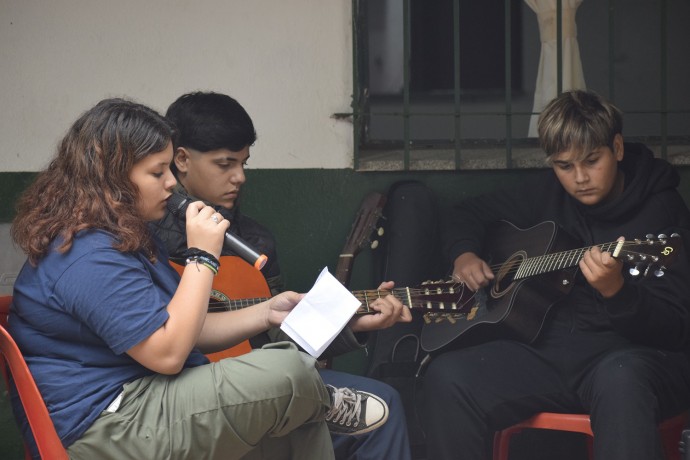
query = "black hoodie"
(445, 143, 690, 353)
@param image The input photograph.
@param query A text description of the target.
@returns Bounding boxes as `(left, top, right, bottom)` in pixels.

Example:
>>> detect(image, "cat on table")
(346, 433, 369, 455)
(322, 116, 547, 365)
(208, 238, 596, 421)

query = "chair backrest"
(0, 296, 69, 460)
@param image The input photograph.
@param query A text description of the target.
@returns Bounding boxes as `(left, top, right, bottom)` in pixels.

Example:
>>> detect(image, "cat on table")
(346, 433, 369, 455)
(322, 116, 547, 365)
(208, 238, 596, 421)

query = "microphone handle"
(225, 232, 268, 270)
(166, 194, 267, 271)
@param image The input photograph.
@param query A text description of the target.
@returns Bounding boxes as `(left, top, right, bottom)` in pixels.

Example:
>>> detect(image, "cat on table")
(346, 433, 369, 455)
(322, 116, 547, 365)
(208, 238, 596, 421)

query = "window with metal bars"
(346, 0, 690, 171)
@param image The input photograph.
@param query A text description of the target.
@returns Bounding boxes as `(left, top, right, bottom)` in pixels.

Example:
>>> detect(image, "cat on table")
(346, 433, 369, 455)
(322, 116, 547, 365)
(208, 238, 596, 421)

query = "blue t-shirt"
(9, 230, 208, 449)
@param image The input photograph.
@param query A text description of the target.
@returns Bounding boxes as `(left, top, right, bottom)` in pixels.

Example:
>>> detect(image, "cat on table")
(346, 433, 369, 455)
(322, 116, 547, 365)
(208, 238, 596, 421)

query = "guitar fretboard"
(514, 240, 624, 280)
(207, 285, 468, 314)
(208, 290, 400, 314)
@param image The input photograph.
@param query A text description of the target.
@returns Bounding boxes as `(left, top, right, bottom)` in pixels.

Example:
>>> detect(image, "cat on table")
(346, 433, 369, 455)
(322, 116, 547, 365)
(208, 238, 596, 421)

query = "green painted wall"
(4, 165, 690, 330)
(0, 168, 544, 293)
(7, 165, 690, 286)
(238, 169, 540, 292)
(2, 166, 690, 457)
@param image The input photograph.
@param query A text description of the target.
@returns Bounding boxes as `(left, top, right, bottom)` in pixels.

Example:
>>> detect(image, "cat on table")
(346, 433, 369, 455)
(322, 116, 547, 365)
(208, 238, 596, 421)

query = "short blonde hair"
(538, 90, 622, 164)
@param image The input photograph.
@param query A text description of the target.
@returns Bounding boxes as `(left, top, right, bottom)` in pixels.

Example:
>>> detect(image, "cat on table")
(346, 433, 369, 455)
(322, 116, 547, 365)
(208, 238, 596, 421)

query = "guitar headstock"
(617, 233, 682, 277)
(342, 192, 387, 255)
(406, 279, 477, 313)
(335, 192, 387, 285)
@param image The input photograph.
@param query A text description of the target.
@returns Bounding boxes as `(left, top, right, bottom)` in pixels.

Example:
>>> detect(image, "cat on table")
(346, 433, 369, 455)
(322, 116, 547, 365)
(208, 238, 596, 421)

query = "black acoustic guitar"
(420, 220, 681, 353)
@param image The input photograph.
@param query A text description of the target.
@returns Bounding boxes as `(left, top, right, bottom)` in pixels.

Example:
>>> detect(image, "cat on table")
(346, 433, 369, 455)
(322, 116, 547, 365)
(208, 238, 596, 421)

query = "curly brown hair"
(12, 98, 175, 264)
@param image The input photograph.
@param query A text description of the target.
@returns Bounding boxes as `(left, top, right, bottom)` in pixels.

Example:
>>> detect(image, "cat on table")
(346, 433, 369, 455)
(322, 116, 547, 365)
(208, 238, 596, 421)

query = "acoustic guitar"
(334, 191, 387, 286)
(170, 192, 387, 361)
(419, 220, 681, 353)
(170, 256, 269, 361)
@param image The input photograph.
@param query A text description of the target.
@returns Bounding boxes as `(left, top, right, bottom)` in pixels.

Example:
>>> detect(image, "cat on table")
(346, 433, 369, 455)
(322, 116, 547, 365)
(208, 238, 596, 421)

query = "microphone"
(167, 194, 268, 271)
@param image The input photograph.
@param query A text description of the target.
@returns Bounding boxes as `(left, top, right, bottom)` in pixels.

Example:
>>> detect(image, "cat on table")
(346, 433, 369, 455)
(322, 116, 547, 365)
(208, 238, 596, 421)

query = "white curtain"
(368, 0, 404, 94)
(525, 0, 587, 137)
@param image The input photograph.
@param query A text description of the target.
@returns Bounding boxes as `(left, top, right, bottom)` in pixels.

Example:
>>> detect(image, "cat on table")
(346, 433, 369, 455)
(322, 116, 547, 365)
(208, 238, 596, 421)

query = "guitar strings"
(207, 284, 475, 314)
(206, 241, 668, 313)
(483, 241, 663, 280)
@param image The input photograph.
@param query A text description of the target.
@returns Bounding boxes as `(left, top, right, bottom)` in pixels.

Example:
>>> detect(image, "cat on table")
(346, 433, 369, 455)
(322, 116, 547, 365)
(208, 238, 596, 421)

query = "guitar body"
(170, 256, 271, 361)
(421, 221, 580, 352)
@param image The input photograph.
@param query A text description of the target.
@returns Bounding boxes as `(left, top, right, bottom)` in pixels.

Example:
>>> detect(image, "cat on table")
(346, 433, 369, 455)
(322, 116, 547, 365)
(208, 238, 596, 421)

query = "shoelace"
(325, 387, 363, 427)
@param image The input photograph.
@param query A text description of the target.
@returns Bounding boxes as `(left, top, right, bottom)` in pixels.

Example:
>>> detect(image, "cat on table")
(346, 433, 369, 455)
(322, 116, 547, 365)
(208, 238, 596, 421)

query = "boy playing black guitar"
(425, 90, 690, 460)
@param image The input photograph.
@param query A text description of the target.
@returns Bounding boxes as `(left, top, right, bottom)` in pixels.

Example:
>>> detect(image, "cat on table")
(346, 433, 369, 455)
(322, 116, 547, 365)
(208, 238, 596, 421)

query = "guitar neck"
(334, 192, 387, 286)
(334, 254, 355, 287)
(514, 239, 625, 280)
(208, 287, 435, 315)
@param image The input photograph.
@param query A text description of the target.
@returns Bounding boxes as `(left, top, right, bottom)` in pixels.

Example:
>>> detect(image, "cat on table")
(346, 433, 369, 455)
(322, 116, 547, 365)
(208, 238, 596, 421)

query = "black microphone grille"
(167, 194, 190, 219)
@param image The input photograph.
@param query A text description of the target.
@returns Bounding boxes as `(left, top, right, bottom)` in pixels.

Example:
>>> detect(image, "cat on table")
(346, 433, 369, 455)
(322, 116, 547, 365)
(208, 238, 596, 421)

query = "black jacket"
(445, 143, 690, 352)
(152, 186, 283, 291)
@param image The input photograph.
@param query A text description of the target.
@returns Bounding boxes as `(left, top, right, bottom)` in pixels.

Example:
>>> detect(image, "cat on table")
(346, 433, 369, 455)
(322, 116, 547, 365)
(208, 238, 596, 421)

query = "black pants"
(422, 334, 690, 460)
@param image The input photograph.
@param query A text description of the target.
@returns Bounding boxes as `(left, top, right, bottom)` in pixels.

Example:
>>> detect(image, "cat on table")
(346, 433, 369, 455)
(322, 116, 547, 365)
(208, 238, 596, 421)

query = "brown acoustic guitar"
(334, 191, 387, 286)
(170, 256, 269, 361)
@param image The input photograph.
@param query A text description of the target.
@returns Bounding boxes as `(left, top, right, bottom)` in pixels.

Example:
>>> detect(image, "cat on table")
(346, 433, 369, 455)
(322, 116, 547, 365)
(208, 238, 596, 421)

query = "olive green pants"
(67, 342, 335, 460)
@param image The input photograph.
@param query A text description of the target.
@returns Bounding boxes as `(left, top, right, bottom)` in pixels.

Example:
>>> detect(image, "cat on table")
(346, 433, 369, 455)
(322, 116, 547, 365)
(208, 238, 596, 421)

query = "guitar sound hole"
(491, 251, 524, 299)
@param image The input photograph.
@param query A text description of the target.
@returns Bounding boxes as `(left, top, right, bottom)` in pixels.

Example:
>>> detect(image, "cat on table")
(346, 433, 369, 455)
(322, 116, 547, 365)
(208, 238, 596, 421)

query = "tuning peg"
(645, 234, 655, 240)
(377, 227, 384, 236)
(370, 240, 379, 249)
(658, 233, 668, 240)
(654, 267, 666, 277)
(671, 233, 680, 238)
(629, 265, 642, 277)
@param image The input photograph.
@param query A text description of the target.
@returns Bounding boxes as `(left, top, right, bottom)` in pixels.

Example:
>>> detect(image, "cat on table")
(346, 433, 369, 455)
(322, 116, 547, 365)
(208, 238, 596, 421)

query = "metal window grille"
(346, 0, 690, 171)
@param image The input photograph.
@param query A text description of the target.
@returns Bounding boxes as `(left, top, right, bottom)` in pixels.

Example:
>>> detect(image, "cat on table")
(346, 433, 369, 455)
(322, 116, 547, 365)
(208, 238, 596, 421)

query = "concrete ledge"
(357, 144, 690, 171)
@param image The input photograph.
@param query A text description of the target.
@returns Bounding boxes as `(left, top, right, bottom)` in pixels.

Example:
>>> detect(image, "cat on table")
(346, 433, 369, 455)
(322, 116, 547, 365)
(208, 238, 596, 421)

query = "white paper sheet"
(280, 267, 361, 358)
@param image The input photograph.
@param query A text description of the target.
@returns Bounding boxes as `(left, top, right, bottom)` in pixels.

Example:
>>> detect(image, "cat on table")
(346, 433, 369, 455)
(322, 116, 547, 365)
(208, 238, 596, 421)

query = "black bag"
(365, 180, 445, 459)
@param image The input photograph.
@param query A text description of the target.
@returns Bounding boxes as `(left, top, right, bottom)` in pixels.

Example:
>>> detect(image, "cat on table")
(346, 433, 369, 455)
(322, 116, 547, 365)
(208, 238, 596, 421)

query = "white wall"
(0, 0, 354, 171)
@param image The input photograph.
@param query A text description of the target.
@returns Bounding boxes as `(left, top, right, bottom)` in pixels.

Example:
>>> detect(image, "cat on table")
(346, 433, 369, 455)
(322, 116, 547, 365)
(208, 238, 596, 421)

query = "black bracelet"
(183, 247, 219, 264)
(185, 255, 220, 275)
(183, 247, 220, 275)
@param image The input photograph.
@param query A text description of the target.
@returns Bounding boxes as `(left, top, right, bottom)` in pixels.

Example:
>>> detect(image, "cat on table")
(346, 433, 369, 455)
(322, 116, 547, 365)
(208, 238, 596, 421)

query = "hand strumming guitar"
(452, 252, 495, 292)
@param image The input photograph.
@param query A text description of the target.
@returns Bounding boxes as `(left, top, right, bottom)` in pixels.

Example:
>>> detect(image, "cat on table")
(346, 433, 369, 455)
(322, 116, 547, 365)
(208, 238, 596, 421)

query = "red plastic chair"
(0, 295, 69, 460)
(493, 411, 688, 460)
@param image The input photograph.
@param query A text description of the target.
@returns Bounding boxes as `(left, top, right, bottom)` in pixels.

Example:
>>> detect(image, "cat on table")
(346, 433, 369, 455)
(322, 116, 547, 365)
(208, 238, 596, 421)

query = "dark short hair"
(538, 90, 623, 162)
(166, 91, 256, 154)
